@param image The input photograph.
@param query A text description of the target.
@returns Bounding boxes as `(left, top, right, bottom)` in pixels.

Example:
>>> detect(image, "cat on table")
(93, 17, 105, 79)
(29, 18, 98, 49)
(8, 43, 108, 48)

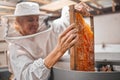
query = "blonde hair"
(14, 17, 23, 34)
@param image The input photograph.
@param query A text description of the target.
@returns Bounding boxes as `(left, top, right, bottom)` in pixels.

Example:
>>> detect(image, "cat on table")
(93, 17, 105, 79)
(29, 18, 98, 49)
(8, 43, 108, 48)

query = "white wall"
(85, 13, 120, 44)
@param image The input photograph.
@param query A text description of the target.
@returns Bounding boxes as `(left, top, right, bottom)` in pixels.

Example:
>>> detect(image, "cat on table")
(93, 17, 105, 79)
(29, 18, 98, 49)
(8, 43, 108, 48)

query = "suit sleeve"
(51, 6, 70, 34)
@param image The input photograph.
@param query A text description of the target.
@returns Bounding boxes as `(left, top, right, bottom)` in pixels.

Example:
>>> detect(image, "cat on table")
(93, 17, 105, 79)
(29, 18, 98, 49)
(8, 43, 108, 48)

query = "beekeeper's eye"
(28, 19, 34, 22)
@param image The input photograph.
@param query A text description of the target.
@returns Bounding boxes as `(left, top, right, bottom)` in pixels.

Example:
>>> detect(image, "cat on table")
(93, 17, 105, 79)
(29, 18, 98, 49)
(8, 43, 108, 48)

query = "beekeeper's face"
(16, 15, 39, 35)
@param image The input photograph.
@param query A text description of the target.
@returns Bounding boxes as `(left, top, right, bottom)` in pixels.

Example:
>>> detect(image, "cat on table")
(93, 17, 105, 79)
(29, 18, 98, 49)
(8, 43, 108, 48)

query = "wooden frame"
(69, 5, 95, 71)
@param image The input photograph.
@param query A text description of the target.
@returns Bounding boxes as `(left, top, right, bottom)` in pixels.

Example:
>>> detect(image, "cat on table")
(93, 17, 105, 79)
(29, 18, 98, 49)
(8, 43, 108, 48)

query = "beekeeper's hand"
(44, 23, 78, 69)
(56, 23, 78, 54)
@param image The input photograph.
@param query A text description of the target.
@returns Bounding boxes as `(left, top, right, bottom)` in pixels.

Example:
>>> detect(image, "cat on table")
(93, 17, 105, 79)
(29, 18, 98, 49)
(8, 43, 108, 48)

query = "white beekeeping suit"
(1, 3, 70, 80)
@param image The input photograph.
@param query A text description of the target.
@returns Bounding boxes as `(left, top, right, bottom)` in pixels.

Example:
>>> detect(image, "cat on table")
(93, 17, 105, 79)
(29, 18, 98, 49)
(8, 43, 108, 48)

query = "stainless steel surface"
(49, 58, 120, 80)
(0, 67, 11, 80)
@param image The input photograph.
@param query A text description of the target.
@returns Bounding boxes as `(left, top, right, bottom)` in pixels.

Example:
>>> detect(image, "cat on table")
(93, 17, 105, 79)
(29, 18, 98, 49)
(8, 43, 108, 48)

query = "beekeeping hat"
(14, 2, 41, 16)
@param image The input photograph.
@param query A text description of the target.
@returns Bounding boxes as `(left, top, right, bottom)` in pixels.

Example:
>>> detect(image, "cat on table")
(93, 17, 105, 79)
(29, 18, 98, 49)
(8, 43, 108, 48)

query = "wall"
(85, 12, 120, 44)
(0, 25, 8, 67)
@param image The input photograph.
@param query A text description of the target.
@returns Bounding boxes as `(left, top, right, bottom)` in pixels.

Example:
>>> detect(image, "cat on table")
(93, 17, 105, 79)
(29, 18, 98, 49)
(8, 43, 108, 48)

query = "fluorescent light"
(0, 5, 15, 9)
(0, 12, 13, 15)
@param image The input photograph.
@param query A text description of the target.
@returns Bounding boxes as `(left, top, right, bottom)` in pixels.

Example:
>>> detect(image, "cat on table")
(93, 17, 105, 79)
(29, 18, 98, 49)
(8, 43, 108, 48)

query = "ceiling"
(0, 0, 120, 16)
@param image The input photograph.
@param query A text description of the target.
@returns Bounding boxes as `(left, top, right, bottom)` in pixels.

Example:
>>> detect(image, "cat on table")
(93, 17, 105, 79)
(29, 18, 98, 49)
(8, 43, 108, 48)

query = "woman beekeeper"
(2, 2, 90, 80)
